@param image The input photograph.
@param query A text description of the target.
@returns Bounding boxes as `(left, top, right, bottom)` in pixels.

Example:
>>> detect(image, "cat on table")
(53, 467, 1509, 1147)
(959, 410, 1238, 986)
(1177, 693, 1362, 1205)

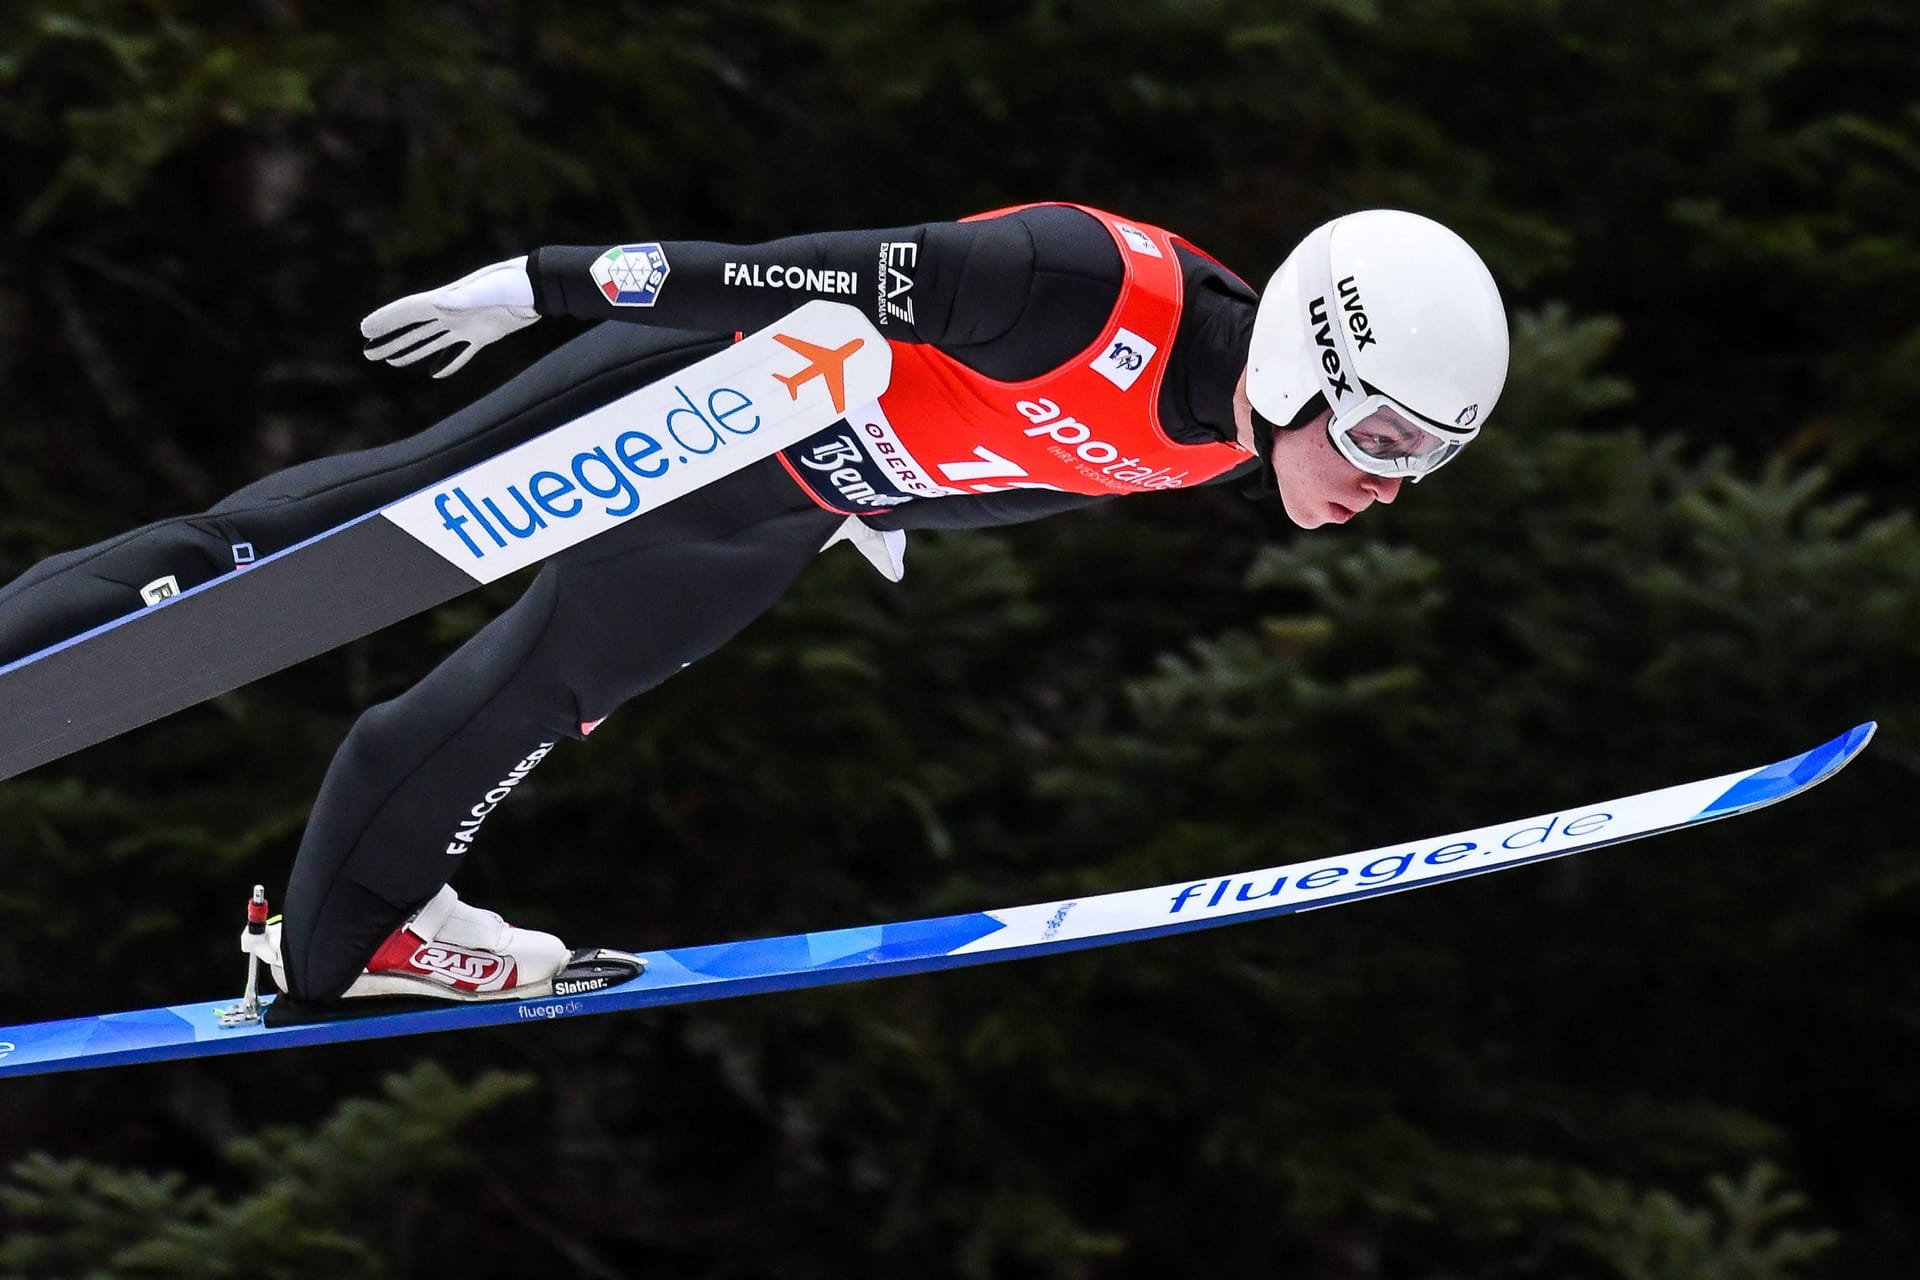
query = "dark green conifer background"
(1, 3, 1913, 1275)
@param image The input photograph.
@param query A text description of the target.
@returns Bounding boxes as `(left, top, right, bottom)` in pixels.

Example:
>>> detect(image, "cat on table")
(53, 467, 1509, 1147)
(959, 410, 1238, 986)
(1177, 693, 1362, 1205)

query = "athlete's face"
(1233, 369, 1403, 529)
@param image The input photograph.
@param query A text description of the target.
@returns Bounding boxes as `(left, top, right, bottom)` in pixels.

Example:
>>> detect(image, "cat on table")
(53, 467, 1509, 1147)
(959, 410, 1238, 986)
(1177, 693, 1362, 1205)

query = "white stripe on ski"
(0, 723, 1875, 1078)
(959, 774, 1738, 952)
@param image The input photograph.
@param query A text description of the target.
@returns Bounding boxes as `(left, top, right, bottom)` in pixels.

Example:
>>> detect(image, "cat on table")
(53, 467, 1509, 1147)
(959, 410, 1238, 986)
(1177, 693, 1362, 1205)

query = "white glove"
(360, 256, 540, 378)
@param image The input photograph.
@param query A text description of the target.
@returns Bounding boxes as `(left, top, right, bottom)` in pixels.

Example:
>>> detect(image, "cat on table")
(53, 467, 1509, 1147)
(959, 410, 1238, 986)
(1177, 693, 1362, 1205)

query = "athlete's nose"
(1364, 475, 1403, 505)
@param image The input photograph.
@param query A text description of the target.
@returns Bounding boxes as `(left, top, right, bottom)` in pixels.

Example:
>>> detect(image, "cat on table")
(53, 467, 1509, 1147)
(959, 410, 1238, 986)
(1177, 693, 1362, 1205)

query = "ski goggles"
(1325, 394, 1474, 482)
(1295, 222, 1477, 483)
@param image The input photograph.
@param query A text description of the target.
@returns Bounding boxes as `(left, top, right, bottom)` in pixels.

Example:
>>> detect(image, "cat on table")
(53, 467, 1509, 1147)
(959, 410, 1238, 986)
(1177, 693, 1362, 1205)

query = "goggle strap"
(1357, 378, 1476, 442)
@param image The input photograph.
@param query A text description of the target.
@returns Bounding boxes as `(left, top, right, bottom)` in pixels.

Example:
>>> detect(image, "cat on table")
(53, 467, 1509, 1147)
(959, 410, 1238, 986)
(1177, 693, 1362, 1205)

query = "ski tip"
(1696, 721, 1876, 819)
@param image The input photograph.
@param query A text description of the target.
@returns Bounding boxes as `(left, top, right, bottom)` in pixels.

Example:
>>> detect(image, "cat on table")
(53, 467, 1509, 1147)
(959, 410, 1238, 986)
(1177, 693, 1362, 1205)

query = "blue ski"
(0, 722, 1875, 1079)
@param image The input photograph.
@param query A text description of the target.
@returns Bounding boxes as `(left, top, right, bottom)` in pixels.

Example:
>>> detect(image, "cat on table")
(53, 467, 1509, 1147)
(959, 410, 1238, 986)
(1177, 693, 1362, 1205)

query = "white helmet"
(1246, 210, 1509, 482)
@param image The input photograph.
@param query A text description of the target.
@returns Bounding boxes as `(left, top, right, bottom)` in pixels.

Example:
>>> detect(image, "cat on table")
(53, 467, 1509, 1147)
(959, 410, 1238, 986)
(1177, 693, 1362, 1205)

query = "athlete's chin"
(1279, 495, 1349, 530)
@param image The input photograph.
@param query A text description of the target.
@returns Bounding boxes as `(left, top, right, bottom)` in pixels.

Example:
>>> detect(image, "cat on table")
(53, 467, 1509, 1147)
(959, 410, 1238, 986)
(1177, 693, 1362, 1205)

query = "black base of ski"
(0, 302, 890, 782)
(0, 517, 472, 784)
(261, 948, 646, 1027)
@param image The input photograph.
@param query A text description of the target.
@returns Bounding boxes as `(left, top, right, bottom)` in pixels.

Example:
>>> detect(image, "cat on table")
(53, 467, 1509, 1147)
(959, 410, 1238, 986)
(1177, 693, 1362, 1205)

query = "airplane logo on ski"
(772, 332, 866, 415)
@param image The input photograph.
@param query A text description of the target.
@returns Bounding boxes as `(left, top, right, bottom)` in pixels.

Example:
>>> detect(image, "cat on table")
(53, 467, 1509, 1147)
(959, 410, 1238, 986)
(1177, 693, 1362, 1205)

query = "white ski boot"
(228, 884, 642, 1023)
(341, 883, 572, 1000)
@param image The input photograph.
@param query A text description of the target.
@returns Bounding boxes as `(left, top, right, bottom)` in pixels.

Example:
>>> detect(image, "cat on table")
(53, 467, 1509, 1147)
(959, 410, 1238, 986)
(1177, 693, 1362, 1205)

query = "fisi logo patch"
(591, 244, 670, 306)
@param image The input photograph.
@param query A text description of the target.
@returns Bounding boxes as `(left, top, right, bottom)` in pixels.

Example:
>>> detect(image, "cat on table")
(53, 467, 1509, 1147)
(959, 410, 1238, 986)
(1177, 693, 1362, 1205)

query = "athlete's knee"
(325, 695, 419, 781)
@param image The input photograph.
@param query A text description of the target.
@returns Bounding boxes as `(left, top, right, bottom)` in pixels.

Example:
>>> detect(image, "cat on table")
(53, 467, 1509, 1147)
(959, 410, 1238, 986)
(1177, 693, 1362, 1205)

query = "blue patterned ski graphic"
(0, 722, 1875, 1079)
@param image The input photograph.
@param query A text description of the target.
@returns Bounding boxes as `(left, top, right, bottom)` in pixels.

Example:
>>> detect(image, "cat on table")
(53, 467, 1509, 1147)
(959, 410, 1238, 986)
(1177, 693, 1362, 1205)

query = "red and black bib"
(778, 204, 1252, 515)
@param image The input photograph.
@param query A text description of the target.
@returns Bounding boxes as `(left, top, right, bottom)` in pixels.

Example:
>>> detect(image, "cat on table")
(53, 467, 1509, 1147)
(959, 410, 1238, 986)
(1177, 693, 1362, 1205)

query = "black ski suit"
(0, 205, 1259, 999)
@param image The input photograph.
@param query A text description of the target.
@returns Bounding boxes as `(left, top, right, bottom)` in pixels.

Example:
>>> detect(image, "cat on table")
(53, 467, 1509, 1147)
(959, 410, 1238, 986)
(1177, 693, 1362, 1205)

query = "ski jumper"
(0, 205, 1261, 1000)
(776, 206, 1249, 514)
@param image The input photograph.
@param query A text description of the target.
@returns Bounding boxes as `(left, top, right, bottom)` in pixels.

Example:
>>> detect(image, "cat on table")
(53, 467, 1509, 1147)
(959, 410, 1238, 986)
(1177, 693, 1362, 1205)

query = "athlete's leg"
(0, 324, 728, 665)
(280, 459, 841, 1000)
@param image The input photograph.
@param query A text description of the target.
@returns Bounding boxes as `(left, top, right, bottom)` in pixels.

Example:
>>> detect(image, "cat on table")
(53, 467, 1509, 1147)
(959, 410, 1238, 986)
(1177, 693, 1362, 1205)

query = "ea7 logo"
(1090, 326, 1158, 391)
(877, 241, 917, 326)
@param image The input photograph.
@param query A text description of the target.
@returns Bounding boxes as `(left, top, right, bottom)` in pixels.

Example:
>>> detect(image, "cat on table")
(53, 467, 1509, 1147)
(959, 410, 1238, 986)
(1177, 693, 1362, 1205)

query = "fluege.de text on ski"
(425, 381, 761, 563)
(1167, 807, 1618, 916)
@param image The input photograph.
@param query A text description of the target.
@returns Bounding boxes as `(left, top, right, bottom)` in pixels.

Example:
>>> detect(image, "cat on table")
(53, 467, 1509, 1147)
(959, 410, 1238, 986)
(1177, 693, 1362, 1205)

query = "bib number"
(935, 447, 1061, 495)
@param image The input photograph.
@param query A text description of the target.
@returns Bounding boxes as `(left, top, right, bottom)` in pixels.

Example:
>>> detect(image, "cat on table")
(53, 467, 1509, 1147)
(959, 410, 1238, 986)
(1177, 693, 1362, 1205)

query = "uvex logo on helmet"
(1308, 275, 1376, 404)
(1337, 276, 1376, 349)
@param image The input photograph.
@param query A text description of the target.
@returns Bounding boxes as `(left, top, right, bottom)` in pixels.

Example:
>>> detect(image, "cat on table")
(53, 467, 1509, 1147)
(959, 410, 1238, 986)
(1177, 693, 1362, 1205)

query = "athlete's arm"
(359, 227, 973, 379)
(363, 207, 1125, 386)
(529, 212, 1259, 454)
(529, 207, 1123, 378)
(530, 226, 958, 341)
